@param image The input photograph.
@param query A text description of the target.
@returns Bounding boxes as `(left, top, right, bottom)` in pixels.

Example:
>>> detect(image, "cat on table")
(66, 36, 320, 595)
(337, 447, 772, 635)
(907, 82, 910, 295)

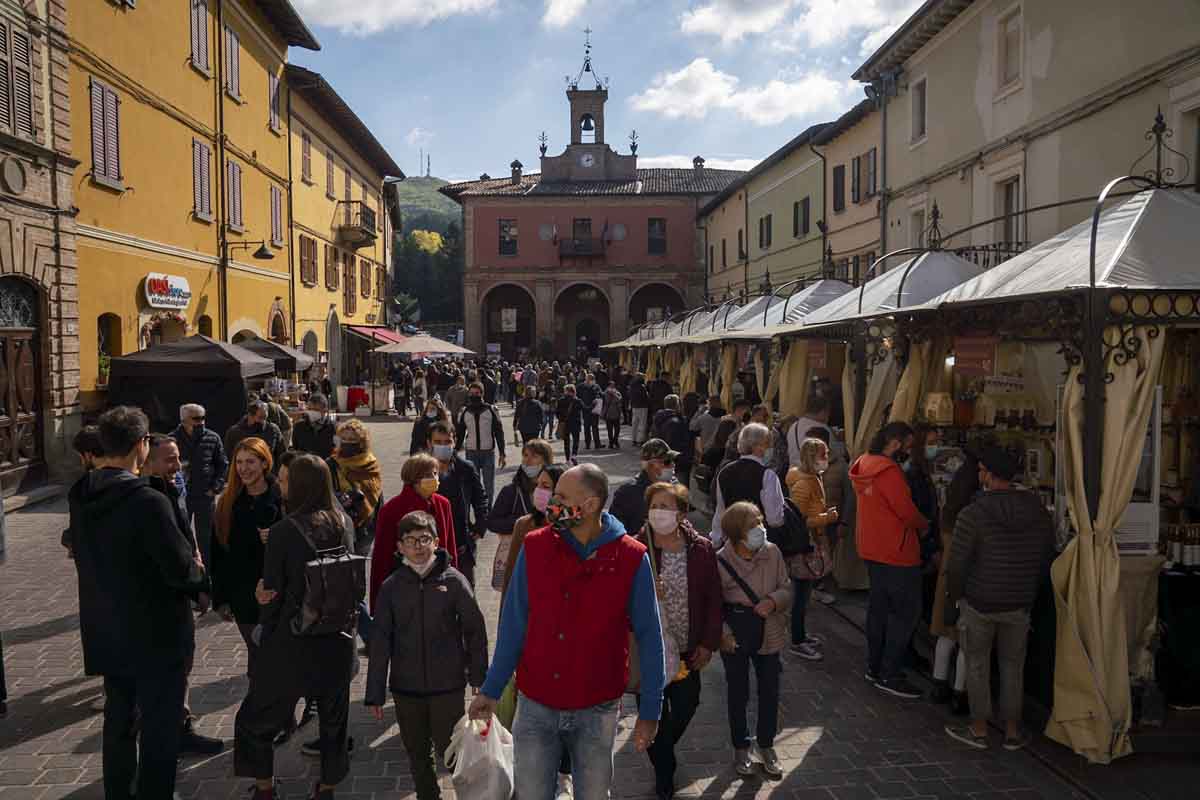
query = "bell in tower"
(566, 29, 607, 146)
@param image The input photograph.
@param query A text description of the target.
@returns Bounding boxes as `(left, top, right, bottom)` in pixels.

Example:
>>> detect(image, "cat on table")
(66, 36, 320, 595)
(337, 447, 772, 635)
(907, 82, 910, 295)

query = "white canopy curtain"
(888, 336, 952, 424)
(719, 344, 738, 412)
(754, 349, 767, 402)
(778, 341, 810, 418)
(645, 348, 660, 381)
(1047, 325, 1166, 764)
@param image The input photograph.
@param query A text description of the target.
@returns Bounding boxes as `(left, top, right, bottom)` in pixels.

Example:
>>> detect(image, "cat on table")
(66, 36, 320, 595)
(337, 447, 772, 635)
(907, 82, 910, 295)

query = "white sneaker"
(812, 589, 836, 605)
(556, 773, 573, 800)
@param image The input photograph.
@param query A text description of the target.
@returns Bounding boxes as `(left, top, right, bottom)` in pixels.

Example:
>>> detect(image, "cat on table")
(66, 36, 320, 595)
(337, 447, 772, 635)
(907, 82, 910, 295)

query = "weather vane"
(538, 131, 549, 157)
(569, 26, 606, 89)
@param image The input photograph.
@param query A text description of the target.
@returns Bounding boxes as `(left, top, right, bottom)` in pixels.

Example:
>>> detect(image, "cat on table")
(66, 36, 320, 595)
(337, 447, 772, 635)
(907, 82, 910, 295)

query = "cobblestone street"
(0, 409, 1109, 798)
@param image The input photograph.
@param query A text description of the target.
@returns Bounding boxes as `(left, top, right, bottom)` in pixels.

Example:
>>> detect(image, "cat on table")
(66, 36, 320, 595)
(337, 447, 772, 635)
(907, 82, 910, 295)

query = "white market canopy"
(372, 334, 474, 356)
(688, 280, 854, 343)
(914, 188, 1200, 311)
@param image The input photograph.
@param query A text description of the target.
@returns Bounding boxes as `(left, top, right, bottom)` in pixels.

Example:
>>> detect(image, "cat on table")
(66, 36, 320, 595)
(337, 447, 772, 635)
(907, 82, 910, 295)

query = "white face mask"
(648, 508, 679, 536)
(815, 459, 829, 472)
(745, 525, 767, 551)
(658, 468, 676, 484)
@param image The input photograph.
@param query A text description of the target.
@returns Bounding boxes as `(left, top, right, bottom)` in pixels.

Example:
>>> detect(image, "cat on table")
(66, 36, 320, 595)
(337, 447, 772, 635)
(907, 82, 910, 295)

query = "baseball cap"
(641, 438, 679, 463)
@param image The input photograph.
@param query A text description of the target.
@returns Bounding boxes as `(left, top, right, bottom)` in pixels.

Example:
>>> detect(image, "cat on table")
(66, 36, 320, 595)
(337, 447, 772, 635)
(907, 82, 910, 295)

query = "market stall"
(235, 335, 316, 374)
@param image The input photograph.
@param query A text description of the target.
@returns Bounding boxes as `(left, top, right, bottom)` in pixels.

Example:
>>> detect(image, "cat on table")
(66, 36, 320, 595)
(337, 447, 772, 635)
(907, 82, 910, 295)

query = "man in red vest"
(470, 463, 665, 800)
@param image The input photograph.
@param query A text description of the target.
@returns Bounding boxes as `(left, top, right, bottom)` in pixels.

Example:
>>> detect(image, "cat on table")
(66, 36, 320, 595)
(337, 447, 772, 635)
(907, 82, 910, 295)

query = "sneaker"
(733, 748, 755, 776)
(91, 696, 106, 713)
(759, 746, 784, 778)
(789, 642, 823, 661)
(556, 773, 573, 800)
(298, 699, 317, 729)
(864, 669, 879, 684)
(801, 634, 824, 646)
(876, 678, 923, 700)
(945, 723, 989, 750)
(179, 719, 225, 756)
(1003, 730, 1031, 751)
(812, 589, 836, 605)
(301, 738, 320, 757)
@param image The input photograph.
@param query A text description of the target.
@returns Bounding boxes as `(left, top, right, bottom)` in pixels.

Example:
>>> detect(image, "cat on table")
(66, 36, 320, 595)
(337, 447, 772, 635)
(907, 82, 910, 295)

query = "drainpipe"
(742, 189, 749, 295)
(285, 81, 297, 347)
(215, 0, 229, 339)
(878, 70, 896, 261)
(808, 140, 827, 278)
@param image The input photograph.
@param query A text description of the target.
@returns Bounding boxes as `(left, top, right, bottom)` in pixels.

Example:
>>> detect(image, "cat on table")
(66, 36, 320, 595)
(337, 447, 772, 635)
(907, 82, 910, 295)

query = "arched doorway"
(269, 313, 287, 344)
(629, 282, 686, 328)
(0, 276, 43, 492)
(554, 283, 610, 359)
(301, 330, 318, 357)
(326, 311, 342, 389)
(231, 329, 256, 344)
(481, 283, 536, 361)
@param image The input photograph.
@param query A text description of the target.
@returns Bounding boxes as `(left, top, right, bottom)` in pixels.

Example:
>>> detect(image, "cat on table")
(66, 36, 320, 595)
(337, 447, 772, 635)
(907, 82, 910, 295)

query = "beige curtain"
(851, 351, 898, 458)
(664, 346, 683, 379)
(842, 356, 857, 458)
(889, 336, 951, 424)
(719, 344, 738, 411)
(779, 343, 810, 418)
(646, 348, 660, 381)
(763, 346, 783, 406)
(1046, 325, 1166, 765)
(679, 348, 697, 396)
(753, 350, 767, 401)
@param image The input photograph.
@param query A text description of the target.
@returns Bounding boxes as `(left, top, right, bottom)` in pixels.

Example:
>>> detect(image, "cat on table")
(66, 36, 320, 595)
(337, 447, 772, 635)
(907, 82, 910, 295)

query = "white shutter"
(193, 140, 202, 213)
(90, 79, 104, 177)
(200, 142, 211, 217)
(268, 72, 280, 131)
(103, 86, 120, 181)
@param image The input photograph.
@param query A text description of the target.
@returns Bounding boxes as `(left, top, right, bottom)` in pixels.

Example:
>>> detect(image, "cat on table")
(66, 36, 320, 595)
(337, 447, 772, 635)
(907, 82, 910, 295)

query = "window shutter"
(225, 26, 239, 96)
(201, 143, 211, 216)
(326, 151, 333, 195)
(268, 72, 280, 130)
(192, 139, 202, 213)
(103, 86, 120, 181)
(235, 163, 243, 227)
(302, 133, 311, 180)
(199, 2, 210, 70)
(190, 1, 201, 67)
(8, 27, 30, 138)
(0, 22, 11, 133)
(90, 80, 106, 179)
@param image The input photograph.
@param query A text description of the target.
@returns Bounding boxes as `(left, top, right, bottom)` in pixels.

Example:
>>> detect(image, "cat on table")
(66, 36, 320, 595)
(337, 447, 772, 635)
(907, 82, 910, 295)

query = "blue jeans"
(513, 693, 619, 800)
(465, 449, 496, 507)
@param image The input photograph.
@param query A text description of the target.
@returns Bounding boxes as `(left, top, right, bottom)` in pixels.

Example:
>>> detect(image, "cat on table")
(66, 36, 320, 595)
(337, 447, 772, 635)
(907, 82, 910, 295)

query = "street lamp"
(227, 240, 275, 260)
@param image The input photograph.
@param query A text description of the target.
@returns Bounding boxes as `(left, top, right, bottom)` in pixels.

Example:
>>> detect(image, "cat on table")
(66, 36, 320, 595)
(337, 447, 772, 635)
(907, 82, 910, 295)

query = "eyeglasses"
(190, 417, 205, 423)
(401, 535, 436, 547)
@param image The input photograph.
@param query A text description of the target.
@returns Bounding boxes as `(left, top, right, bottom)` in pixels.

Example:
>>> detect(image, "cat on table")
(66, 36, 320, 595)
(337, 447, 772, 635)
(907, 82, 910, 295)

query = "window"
(198, 315, 213, 336)
(268, 71, 281, 132)
(911, 78, 927, 142)
(189, 0, 210, 74)
(225, 159, 243, 230)
(708, 244, 714, 274)
(997, 176, 1021, 245)
(721, 238, 727, 267)
(301, 132, 312, 182)
(737, 229, 744, 259)
(499, 219, 518, 256)
(864, 251, 875, 279)
(324, 244, 339, 290)
(343, 167, 352, 224)
(344, 256, 357, 315)
(97, 313, 122, 361)
(298, 235, 317, 285)
(223, 25, 240, 99)
(377, 266, 387, 299)
(0, 23, 33, 141)
(866, 148, 877, 197)
(648, 218, 667, 255)
(89, 78, 122, 189)
(325, 150, 335, 198)
(360, 259, 371, 298)
(832, 164, 846, 212)
(851, 255, 861, 284)
(851, 156, 862, 203)
(911, 209, 926, 248)
(836, 258, 849, 282)
(191, 138, 212, 221)
(269, 184, 283, 245)
(572, 218, 592, 239)
(801, 196, 811, 235)
(998, 9, 1021, 89)
(757, 214, 771, 248)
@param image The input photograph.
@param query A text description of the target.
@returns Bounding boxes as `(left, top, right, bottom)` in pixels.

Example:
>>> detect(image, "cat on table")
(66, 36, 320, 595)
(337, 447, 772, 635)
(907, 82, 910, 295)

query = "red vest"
(516, 525, 646, 710)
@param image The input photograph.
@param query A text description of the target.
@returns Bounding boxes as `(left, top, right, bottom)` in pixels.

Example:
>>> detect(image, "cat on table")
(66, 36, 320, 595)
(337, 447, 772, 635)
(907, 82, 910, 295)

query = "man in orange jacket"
(850, 421, 929, 699)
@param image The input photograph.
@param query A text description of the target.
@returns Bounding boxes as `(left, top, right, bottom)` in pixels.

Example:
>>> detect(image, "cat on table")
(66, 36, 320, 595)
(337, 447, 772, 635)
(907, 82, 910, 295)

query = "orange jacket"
(850, 455, 928, 567)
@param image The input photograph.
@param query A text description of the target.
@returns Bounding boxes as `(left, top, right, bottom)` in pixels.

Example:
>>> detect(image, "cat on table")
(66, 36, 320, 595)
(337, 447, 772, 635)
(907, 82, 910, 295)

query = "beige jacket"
(716, 542, 793, 655)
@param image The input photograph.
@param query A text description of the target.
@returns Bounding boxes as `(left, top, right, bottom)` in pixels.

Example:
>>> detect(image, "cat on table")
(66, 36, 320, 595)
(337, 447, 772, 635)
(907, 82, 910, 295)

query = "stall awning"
(346, 325, 404, 344)
(687, 281, 855, 343)
(235, 336, 315, 372)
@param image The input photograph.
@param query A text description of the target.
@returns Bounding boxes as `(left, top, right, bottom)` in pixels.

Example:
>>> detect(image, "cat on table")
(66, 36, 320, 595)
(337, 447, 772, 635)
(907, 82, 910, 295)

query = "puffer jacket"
(946, 488, 1056, 614)
(365, 550, 488, 703)
(171, 424, 228, 497)
(715, 541, 793, 655)
(850, 454, 927, 567)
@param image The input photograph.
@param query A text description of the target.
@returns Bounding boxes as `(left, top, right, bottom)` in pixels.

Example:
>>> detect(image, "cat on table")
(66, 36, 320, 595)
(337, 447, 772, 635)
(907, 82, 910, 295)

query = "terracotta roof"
(285, 65, 403, 179)
(812, 99, 876, 145)
(440, 168, 746, 201)
(852, 0, 974, 81)
(698, 122, 829, 217)
(254, 0, 320, 50)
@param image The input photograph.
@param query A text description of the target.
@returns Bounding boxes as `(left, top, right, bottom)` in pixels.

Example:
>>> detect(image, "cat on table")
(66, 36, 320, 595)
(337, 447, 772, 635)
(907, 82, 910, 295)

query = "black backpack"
(767, 498, 812, 558)
(290, 512, 368, 637)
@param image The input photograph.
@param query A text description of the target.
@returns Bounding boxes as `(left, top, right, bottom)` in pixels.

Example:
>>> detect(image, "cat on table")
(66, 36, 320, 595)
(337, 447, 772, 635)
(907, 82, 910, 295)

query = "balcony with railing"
(559, 237, 606, 258)
(336, 200, 378, 249)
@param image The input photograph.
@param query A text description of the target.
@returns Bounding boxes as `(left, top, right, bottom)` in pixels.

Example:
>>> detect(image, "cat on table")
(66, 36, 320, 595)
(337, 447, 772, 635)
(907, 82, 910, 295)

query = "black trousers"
(645, 670, 702, 793)
(605, 418, 621, 447)
(394, 691, 465, 800)
(563, 427, 581, 459)
(865, 561, 922, 682)
(0, 633, 7, 704)
(103, 663, 188, 799)
(235, 674, 351, 787)
(721, 651, 781, 749)
(583, 413, 601, 449)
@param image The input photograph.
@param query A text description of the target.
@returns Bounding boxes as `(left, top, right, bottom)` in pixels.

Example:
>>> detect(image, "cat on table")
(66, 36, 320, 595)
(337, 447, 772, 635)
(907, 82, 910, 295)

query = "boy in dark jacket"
(366, 511, 488, 800)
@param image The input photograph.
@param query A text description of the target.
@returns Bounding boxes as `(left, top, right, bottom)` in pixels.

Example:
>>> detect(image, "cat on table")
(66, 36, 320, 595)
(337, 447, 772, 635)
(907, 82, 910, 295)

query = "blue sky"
(289, 1, 921, 182)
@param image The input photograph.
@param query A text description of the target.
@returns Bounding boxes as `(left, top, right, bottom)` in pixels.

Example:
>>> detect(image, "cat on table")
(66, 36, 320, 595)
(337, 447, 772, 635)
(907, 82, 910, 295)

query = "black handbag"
(718, 557, 765, 655)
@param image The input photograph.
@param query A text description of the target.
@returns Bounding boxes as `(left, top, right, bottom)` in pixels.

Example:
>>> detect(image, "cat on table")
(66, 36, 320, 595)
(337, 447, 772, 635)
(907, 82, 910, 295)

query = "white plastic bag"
(444, 716, 514, 800)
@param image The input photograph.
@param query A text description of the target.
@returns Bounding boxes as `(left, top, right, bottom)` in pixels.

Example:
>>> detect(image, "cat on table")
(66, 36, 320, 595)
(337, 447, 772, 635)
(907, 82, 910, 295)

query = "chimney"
(479, 173, 491, 181)
(510, 160, 523, 185)
(693, 156, 705, 173)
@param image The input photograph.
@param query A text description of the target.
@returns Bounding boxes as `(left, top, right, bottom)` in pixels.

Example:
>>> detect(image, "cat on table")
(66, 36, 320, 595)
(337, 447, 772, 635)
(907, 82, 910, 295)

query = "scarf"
(333, 452, 383, 521)
(404, 556, 437, 578)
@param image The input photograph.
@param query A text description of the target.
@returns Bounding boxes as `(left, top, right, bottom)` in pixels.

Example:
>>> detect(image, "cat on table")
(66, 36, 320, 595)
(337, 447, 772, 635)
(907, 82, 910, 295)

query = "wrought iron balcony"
(559, 237, 605, 257)
(336, 200, 378, 249)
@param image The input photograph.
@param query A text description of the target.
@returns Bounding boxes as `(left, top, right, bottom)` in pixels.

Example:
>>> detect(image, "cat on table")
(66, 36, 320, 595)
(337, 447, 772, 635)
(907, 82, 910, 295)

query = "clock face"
(579, 153, 596, 168)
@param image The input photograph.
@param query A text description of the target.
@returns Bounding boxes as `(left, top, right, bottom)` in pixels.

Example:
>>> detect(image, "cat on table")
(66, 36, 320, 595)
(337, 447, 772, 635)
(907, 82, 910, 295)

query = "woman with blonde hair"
(211, 437, 283, 677)
(784, 436, 839, 661)
(329, 419, 383, 555)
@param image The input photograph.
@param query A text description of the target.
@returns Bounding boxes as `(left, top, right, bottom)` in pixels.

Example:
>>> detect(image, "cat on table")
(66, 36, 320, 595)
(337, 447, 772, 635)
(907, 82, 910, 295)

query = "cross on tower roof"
(569, 28, 606, 89)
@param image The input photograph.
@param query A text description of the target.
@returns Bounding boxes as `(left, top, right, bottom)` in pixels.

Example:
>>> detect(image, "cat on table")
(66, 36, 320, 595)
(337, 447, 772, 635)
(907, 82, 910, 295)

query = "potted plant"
(97, 352, 111, 388)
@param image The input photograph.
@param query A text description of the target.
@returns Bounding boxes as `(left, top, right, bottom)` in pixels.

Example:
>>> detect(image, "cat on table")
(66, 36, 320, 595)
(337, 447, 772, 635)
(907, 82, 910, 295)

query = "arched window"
(197, 315, 213, 337)
(97, 313, 120, 386)
(579, 113, 596, 143)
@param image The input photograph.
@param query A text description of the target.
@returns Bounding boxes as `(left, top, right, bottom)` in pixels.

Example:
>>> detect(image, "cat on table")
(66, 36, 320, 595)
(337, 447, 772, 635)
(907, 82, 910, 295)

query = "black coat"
(610, 470, 653, 537)
(224, 418, 286, 472)
(211, 480, 284, 625)
(437, 456, 488, 559)
(556, 396, 586, 430)
(171, 424, 228, 498)
(629, 379, 650, 409)
(68, 468, 207, 677)
(292, 416, 338, 459)
(486, 473, 533, 536)
(515, 397, 545, 437)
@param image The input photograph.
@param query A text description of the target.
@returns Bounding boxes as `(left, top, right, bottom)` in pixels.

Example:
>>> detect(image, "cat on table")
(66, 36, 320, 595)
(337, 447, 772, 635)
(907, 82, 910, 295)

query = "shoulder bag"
(717, 557, 765, 655)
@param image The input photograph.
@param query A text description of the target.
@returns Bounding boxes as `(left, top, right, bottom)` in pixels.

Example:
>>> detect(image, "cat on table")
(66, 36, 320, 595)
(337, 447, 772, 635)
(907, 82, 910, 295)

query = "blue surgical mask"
(925, 445, 939, 460)
(745, 525, 767, 552)
(432, 444, 454, 461)
(658, 468, 676, 484)
(522, 464, 542, 479)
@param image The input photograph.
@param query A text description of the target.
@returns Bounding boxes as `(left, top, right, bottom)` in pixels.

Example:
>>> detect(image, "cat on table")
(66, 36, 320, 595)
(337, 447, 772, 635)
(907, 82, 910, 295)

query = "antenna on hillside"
(427, 155, 431, 178)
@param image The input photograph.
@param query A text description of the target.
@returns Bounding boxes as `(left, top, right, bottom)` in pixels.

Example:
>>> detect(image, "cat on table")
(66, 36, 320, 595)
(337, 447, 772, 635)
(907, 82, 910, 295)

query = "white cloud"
(630, 58, 854, 126)
(543, 0, 590, 28)
(406, 127, 435, 147)
(680, 0, 797, 45)
(291, 0, 497, 34)
(638, 154, 761, 171)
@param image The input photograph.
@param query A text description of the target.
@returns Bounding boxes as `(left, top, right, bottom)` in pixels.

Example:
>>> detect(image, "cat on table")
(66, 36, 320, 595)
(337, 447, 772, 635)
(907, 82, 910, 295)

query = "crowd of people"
(45, 355, 1057, 800)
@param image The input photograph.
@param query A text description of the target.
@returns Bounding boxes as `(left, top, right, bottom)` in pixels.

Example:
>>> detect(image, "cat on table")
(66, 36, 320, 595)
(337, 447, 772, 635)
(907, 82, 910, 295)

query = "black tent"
(234, 336, 315, 373)
(108, 335, 275, 435)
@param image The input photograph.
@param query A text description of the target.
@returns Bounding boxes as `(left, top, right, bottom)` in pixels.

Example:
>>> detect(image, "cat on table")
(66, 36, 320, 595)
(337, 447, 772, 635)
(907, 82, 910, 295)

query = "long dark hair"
(868, 421, 914, 455)
(907, 423, 936, 474)
(284, 453, 345, 536)
(530, 465, 565, 526)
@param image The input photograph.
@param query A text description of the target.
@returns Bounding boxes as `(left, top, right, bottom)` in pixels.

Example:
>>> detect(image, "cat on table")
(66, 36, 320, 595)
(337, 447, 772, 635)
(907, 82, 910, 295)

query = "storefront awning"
(345, 325, 404, 344)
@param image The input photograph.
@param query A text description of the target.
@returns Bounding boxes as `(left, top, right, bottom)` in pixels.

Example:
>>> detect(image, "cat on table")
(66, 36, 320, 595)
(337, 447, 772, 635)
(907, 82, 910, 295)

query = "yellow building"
(285, 65, 402, 390)
(70, 0, 318, 409)
(699, 123, 828, 300)
(812, 99, 881, 283)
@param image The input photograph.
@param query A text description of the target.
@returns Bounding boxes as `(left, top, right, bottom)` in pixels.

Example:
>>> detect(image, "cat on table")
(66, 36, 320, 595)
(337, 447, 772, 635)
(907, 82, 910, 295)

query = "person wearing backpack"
(234, 455, 361, 800)
(653, 395, 692, 489)
(366, 510, 488, 800)
(784, 437, 839, 662)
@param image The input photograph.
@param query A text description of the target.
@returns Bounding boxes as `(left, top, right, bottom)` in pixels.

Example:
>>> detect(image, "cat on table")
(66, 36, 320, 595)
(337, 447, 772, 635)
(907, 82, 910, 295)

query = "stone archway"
(553, 283, 610, 359)
(628, 282, 686, 327)
(326, 310, 342, 389)
(267, 298, 289, 344)
(481, 283, 537, 361)
(301, 330, 318, 357)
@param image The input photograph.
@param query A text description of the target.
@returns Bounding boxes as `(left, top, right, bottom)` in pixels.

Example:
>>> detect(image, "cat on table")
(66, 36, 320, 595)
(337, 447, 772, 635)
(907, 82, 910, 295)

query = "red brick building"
(441, 52, 743, 360)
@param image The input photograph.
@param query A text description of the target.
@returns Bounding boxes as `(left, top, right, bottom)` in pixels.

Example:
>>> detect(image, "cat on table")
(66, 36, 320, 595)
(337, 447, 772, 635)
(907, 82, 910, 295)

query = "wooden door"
(0, 277, 44, 493)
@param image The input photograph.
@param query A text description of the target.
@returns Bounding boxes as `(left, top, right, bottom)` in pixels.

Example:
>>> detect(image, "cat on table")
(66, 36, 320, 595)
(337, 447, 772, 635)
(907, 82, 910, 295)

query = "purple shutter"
(193, 139, 202, 213)
(302, 133, 311, 180)
(90, 79, 104, 177)
(235, 163, 243, 227)
(103, 86, 120, 181)
(201, 142, 211, 216)
(190, 0, 201, 67)
(199, 2, 209, 70)
(268, 73, 279, 130)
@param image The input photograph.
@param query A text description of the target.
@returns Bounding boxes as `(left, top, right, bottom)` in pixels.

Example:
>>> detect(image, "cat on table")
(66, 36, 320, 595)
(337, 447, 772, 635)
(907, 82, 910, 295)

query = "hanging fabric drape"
(851, 350, 898, 458)
(645, 349, 660, 381)
(754, 350, 767, 402)
(888, 336, 950, 423)
(719, 344, 738, 412)
(1046, 325, 1166, 765)
(842, 356, 857, 459)
(778, 342, 810, 419)
(681, 348, 699, 396)
(763, 348, 783, 406)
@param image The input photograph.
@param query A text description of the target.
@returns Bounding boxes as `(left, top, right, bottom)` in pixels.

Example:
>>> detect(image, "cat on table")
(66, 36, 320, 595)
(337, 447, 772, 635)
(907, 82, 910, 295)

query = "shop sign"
(954, 335, 999, 376)
(501, 308, 518, 333)
(144, 273, 192, 309)
(807, 340, 827, 370)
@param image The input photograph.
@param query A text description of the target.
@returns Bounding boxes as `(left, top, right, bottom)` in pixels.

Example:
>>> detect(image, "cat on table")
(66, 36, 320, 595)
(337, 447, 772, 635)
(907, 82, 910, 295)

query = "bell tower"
(567, 28, 606, 145)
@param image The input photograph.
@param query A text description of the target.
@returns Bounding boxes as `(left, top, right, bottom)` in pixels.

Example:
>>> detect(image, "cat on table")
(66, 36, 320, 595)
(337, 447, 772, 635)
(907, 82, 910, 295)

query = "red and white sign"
(953, 335, 999, 376)
(144, 273, 192, 310)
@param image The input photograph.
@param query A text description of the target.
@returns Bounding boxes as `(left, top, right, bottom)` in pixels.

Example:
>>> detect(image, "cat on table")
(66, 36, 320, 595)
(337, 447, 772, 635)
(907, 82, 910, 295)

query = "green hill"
(395, 176, 460, 235)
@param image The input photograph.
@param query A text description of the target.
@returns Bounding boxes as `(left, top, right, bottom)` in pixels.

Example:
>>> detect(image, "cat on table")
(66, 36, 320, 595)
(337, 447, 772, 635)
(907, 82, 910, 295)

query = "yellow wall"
(700, 189, 747, 299)
(745, 145, 825, 286)
(819, 110, 882, 281)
